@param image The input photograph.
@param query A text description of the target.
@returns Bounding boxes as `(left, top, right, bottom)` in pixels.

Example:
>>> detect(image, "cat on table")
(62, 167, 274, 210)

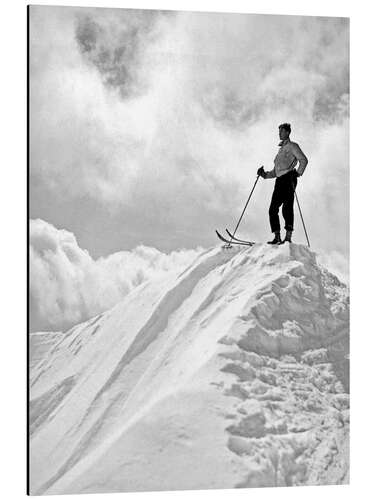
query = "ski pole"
(229, 174, 260, 245)
(290, 172, 310, 248)
(294, 189, 310, 247)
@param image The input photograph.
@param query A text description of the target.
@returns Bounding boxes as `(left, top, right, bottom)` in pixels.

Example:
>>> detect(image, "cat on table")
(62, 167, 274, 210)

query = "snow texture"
(29, 243, 349, 494)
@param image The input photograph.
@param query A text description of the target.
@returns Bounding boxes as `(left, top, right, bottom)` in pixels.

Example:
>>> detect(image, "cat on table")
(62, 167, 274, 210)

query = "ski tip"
(225, 228, 256, 246)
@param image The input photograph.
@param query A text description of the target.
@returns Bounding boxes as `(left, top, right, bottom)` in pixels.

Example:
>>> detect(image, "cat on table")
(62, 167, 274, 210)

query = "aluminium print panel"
(28, 5, 349, 495)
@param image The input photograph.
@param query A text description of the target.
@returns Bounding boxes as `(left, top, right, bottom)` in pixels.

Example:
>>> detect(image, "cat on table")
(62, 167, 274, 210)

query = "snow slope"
(29, 332, 63, 372)
(29, 243, 349, 494)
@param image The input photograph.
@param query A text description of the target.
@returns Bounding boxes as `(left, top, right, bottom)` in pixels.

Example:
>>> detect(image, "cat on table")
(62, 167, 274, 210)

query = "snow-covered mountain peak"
(29, 243, 349, 494)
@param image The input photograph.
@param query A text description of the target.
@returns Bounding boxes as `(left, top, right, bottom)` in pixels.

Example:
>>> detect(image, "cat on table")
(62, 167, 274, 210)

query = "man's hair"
(279, 123, 291, 134)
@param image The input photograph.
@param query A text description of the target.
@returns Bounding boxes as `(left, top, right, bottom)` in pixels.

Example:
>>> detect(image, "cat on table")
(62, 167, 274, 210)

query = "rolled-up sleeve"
(293, 143, 308, 176)
(264, 167, 276, 179)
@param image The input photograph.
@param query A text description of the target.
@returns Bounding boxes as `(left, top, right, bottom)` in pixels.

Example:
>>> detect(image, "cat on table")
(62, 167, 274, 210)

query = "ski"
(225, 229, 255, 245)
(215, 230, 255, 246)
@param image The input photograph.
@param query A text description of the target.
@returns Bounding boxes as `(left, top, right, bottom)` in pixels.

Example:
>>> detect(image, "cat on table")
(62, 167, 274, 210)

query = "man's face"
(279, 127, 289, 141)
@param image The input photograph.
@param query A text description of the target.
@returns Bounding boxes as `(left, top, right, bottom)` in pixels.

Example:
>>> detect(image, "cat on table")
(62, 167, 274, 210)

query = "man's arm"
(264, 168, 276, 179)
(292, 143, 308, 176)
(258, 166, 276, 179)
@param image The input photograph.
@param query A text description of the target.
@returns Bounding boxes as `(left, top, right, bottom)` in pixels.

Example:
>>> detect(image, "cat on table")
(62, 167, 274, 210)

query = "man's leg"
(268, 183, 283, 244)
(282, 176, 297, 241)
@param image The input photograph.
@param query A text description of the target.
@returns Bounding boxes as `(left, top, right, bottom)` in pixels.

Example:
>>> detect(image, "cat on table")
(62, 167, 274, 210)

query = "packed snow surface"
(29, 243, 349, 494)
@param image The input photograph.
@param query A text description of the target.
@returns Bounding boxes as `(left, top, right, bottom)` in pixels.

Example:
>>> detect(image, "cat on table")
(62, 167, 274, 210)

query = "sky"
(29, 6, 349, 331)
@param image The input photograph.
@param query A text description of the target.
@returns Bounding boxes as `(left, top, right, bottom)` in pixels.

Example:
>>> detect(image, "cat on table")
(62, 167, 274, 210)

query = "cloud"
(74, 9, 173, 98)
(183, 14, 348, 126)
(29, 7, 349, 257)
(29, 219, 202, 332)
(30, 218, 349, 335)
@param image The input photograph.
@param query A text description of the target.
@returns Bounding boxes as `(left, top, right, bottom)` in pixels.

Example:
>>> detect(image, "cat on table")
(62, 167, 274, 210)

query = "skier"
(257, 123, 308, 244)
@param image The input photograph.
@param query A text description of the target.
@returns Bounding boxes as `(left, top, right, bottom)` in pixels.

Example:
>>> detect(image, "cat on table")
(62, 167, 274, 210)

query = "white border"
(1, 0, 375, 499)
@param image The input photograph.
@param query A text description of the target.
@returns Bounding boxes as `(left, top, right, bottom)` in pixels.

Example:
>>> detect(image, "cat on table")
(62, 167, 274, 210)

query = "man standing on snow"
(257, 123, 308, 244)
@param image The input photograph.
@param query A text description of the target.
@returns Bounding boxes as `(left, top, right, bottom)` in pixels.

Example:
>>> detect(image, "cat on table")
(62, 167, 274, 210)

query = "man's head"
(279, 123, 291, 141)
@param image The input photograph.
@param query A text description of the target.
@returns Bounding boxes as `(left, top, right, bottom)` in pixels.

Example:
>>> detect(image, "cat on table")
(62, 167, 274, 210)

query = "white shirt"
(265, 138, 308, 178)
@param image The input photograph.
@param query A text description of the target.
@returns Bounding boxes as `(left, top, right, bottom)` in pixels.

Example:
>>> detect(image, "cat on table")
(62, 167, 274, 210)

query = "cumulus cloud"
(29, 7, 349, 258)
(29, 219, 202, 332)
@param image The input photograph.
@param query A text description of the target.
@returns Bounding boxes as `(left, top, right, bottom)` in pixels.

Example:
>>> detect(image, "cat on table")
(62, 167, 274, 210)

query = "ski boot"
(283, 230, 293, 243)
(267, 231, 282, 245)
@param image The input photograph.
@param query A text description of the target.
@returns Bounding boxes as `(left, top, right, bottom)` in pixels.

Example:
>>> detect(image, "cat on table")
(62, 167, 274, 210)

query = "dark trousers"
(269, 171, 297, 233)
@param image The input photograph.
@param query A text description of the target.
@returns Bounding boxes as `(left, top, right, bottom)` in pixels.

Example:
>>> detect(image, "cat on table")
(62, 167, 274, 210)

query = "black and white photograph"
(28, 4, 349, 495)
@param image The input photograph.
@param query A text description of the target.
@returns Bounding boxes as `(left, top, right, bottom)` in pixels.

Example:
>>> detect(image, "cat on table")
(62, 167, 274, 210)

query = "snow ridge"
(29, 243, 349, 494)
